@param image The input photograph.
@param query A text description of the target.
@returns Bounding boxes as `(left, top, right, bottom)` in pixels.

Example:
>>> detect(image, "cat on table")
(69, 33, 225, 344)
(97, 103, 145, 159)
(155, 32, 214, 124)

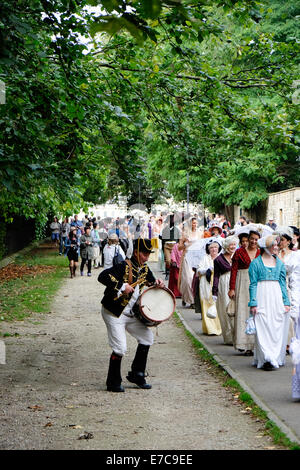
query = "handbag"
(226, 299, 236, 318)
(113, 246, 123, 266)
(290, 337, 300, 365)
(245, 315, 256, 335)
(207, 304, 217, 319)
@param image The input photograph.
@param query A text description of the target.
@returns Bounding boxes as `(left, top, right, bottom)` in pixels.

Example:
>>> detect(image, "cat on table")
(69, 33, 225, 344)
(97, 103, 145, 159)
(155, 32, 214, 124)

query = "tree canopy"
(0, 0, 299, 229)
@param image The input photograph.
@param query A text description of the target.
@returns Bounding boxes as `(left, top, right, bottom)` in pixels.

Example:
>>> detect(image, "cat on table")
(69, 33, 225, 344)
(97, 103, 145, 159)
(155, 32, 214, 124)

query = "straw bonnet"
(108, 233, 119, 241)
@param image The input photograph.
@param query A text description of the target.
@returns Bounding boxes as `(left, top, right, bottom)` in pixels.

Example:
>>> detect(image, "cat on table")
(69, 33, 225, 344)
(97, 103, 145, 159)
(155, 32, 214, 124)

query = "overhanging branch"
(95, 62, 281, 88)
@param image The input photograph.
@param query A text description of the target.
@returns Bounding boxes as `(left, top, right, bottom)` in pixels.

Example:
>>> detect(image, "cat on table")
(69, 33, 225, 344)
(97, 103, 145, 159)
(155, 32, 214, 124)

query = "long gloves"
(205, 268, 212, 283)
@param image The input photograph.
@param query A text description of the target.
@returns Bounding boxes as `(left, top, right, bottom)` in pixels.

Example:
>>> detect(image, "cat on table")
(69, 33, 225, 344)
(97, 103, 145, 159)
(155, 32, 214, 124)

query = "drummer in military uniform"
(98, 238, 164, 392)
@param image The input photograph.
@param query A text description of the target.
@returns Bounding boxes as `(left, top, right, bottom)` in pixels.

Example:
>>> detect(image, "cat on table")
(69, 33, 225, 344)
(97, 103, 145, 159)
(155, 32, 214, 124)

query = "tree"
(139, 1, 300, 211)
(0, 0, 298, 234)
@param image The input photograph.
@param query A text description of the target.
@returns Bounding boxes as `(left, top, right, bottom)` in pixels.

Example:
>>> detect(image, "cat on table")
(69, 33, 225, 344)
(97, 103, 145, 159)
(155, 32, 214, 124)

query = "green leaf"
(141, 0, 162, 20)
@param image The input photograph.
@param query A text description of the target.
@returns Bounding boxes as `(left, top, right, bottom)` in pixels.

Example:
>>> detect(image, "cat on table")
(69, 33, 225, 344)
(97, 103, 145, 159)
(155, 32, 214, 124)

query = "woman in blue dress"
(248, 235, 290, 371)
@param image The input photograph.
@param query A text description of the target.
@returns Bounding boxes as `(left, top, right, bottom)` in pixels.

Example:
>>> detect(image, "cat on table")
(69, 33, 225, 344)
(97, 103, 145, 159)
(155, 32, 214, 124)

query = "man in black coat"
(98, 238, 164, 392)
(161, 213, 181, 280)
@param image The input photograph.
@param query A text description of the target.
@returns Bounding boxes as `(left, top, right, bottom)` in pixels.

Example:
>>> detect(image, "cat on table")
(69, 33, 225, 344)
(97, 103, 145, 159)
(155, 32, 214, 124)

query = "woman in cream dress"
(228, 230, 260, 355)
(197, 240, 222, 336)
(212, 236, 239, 344)
(178, 217, 203, 307)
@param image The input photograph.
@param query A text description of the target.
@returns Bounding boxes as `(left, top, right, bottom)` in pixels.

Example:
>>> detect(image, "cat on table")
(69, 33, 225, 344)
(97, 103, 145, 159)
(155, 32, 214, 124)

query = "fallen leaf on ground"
(0, 263, 55, 282)
(78, 431, 94, 440)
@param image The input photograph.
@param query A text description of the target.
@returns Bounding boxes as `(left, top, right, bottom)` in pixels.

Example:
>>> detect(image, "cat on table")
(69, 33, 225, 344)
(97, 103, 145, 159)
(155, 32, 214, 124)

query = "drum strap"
(113, 260, 134, 301)
(126, 259, 133, 285)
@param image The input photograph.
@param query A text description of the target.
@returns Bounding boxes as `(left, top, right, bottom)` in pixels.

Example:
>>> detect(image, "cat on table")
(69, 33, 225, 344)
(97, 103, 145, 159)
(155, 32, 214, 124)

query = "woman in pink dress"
(168, 242, 182, 298)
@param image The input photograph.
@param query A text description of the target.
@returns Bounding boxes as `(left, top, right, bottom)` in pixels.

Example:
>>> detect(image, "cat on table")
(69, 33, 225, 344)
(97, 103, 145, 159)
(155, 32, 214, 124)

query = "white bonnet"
(258, 235, 278, 249)
(273, 226, 294, 240)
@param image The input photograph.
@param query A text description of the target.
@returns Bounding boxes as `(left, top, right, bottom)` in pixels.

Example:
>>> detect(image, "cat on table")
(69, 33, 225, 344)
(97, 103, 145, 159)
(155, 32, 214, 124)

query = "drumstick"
(113, 279, 144, 301)
(129, 279, 141, 289)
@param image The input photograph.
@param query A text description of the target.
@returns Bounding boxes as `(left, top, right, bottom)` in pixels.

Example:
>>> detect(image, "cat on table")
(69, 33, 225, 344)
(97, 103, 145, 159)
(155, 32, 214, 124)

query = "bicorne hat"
(133, 238, 154, 253)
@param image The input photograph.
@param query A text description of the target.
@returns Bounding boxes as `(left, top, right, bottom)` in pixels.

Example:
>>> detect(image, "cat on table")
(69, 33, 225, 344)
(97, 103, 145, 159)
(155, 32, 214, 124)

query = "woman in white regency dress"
(290, 249, 300, 398)
(197, 240, 222, 336)
(248, 235, 290, 371)
(178, 217, 203, 307)
(288, 227, 300, 399)
(277, 228, 300, 356)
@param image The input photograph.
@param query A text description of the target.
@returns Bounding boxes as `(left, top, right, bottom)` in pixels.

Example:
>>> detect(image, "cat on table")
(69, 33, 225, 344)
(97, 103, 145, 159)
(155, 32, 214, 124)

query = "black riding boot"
(126, 344, 152, 389)
(106, 352, 124, 392)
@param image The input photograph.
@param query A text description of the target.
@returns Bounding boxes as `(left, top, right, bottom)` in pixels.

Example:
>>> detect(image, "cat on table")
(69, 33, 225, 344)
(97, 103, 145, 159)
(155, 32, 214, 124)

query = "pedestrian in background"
(50, 216, 61, 247)
(59, 217, 70, 255)
(71, 214, 83, 237)
(103, 233, 126, 270)
(65, 227, 79, 278)
(80, 226, 94, 276)
(222, 222, 230, 238)
(98, 221, 108, 267)
(266, 218, 277, 230)
(91, 222, 101, 268)
(161, 214, 181, 280)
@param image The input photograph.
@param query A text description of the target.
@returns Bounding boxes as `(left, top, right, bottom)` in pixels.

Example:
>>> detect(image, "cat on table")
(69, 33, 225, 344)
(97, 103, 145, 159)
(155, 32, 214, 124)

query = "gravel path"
(0, 264, 284, 450)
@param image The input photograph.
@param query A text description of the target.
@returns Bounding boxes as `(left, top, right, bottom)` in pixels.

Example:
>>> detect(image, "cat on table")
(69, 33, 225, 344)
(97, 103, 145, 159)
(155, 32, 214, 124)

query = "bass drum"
(137, 285, 176, 327)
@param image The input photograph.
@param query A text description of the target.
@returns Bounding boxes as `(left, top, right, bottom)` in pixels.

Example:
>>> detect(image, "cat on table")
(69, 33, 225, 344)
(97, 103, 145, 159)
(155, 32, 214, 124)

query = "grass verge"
(0, 244, 68, 330)
(173, 311, 300, 451)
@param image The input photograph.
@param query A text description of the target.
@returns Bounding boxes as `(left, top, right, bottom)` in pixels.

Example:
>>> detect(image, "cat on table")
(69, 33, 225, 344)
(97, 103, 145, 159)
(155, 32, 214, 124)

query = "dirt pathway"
(0, 264, 283, 450)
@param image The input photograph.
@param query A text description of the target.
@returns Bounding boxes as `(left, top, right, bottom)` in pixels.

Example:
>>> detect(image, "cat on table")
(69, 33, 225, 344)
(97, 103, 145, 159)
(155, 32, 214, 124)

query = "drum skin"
(139, 285, 176, 326)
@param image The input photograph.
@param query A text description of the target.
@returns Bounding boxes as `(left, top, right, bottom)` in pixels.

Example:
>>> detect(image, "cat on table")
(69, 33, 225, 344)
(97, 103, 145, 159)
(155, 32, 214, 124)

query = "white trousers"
(93, 246, 100, 266)
(101, 306, 154, 357)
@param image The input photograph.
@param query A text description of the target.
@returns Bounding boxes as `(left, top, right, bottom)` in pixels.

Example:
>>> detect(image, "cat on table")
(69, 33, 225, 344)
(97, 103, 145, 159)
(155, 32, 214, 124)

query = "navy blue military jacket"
(98, 257, 156, 317)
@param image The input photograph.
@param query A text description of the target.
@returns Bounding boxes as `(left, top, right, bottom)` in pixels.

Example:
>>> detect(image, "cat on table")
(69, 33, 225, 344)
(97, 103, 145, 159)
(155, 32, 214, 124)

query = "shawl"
(229, 246, 260, 291)
(213, 253, 232, 296)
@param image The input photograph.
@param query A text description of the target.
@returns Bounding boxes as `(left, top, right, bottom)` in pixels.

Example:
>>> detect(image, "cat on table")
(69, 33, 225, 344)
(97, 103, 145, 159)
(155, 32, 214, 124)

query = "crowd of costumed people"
(49, 211, 300, 399)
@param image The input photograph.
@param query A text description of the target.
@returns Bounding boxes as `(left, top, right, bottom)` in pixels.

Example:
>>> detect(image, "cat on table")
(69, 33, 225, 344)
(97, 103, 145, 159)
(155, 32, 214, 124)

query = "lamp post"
(136, 173, 141, 209)
(296, 197, 300, 227)
(186, 171, 190, 215)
